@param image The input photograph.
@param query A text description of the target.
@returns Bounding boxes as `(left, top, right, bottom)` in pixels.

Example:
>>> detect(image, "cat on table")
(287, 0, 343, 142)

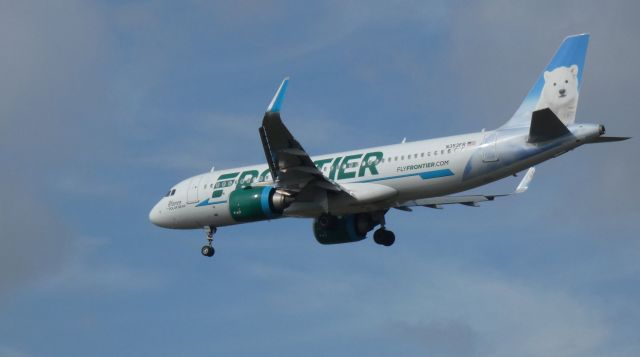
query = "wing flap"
(395, 167, 536, 210)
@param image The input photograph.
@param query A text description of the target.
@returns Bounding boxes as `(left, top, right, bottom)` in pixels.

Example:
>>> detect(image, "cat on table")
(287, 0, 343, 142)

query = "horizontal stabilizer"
(528, 108, 571, 143)
(588, 136, 631, 143)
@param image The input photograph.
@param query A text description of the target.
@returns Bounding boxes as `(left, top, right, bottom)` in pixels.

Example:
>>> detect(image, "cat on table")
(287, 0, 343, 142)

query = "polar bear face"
(541, 65, 579, 108)
(535, 64, 580, 124)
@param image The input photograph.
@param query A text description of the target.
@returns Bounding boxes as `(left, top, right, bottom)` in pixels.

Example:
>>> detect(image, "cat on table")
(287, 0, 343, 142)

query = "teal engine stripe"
(345, 214, 361, 241)
(260, 186, 275, 219)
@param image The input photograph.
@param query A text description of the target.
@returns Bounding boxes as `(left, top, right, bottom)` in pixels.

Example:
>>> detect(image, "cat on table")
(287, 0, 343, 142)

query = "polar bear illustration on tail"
(535, 65, 579, 125)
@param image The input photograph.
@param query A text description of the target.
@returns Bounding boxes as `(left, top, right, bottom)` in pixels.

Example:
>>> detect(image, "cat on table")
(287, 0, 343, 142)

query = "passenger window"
(434, 151, 438, 156)
(421, 153, 424, 157)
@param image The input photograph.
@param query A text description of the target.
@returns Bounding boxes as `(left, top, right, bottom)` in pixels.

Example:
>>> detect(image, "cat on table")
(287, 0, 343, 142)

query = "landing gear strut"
(201, 226, 216, 257)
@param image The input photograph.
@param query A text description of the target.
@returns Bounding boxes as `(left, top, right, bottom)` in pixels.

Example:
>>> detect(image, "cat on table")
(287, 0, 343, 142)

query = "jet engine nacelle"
(229, 187, 292, 222)
(313, 213, 375, 245)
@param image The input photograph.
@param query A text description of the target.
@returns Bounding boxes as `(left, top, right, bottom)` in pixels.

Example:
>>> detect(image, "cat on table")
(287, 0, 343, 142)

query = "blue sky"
(1, 1, 639, 356)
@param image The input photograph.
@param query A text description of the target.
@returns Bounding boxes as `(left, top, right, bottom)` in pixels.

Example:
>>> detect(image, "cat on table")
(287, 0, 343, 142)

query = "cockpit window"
(171, 189, 176, 196)
(165, 190, 171, 197)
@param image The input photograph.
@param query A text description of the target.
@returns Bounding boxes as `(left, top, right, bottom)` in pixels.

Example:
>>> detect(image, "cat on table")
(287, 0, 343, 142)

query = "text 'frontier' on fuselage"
(220, 151, 385, 190)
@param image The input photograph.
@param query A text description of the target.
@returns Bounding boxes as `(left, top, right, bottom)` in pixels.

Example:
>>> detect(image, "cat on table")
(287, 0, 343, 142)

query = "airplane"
(149, 34, 629, 257)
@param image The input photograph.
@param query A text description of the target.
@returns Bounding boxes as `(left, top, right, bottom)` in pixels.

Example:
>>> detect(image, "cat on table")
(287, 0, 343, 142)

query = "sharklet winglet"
(266, 77, 290, 113)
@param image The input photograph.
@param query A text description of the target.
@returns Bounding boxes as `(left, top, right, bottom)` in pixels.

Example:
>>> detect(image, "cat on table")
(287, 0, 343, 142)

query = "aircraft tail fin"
(501, 34, 589, 130)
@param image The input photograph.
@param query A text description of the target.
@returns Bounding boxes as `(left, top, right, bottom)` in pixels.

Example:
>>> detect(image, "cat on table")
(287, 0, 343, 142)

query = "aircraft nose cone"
(149, 202, 167, 227)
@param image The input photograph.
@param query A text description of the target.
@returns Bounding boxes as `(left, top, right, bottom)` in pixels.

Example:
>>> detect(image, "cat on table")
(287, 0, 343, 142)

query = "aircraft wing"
(394, 167, 536, 210)
(258, 78, 347, 195)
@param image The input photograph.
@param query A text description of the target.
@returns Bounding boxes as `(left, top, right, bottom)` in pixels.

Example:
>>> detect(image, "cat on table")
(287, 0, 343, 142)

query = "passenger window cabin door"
(186, 176, 202, 203)
(482, 132, 499, 162)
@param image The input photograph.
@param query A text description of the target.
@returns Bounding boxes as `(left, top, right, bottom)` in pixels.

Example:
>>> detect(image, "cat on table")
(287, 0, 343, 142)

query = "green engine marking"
(229, 187, 279, 222)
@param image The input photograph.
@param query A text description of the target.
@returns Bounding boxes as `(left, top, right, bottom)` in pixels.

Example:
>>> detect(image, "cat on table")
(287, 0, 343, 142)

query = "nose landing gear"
(201, 226, 216, 257)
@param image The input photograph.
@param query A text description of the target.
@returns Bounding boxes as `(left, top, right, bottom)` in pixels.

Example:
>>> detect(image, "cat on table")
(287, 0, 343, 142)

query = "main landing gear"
(201, 226, 216, 257)
(371, 214, 395, 246)
(373, 227, 395, 246)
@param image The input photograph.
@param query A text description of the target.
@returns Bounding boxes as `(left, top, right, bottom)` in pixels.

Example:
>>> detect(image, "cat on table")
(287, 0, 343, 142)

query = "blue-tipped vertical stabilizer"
(501, 34, 589, 129)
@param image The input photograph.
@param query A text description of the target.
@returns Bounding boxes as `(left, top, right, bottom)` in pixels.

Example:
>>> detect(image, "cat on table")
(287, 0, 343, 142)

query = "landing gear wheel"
(201, 245, 215, 257)
(373, 228, 395, 246)
(382, 230, 395, 246)
(202, 226, 217, 257)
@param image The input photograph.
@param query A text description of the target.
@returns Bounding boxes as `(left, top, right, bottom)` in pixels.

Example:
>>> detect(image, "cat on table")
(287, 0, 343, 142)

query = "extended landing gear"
(373, 227, 395, 246)
(201, 226, 216, 257)
(201, 245, 215, 257)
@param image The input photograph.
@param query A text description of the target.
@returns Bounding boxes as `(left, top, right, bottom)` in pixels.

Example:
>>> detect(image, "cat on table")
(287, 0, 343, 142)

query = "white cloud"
(0, 175, 73, 303)
(0, 345, 31, 357)
(237, 254, 610, 356)
(35, 235, 168, 294)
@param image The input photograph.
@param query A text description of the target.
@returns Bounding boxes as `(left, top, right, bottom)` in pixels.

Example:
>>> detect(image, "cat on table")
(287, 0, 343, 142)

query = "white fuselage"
(148, 123, 602, 230)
